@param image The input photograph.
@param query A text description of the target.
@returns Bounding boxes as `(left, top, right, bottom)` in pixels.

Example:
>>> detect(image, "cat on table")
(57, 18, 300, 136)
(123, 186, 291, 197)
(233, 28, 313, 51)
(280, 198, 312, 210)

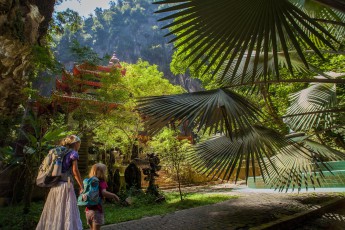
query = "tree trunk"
(174, 161, 183, 201)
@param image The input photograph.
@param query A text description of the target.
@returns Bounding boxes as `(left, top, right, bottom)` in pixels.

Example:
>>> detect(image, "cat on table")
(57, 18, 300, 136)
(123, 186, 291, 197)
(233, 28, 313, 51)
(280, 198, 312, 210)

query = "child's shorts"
(85, 210, 105, 226)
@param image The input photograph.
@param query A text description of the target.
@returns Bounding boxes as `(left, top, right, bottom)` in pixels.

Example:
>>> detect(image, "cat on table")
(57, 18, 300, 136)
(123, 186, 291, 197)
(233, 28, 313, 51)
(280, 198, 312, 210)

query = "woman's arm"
(101, 189, 120, 202)
(72, 160, 83, 193)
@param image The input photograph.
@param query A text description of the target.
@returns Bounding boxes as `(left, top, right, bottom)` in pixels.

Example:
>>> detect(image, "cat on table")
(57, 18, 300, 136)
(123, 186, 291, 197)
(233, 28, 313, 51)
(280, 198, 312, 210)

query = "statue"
(124, 163, 142, 191)
(113, 169, 121, 194)
(143, 153, 165, 202)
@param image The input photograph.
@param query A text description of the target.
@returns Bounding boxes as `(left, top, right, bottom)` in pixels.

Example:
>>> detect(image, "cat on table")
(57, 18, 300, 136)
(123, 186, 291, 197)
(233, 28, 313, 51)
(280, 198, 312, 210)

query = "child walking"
(86, 163, 120, 230)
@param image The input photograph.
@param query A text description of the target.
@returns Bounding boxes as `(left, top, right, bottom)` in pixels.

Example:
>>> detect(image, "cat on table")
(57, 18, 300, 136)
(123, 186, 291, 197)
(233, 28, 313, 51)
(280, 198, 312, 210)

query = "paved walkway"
(102, 183, 345, 230)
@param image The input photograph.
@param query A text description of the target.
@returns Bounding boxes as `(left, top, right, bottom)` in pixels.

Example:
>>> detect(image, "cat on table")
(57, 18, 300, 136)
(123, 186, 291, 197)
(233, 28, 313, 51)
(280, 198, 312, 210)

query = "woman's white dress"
(36, 182, 82, 230)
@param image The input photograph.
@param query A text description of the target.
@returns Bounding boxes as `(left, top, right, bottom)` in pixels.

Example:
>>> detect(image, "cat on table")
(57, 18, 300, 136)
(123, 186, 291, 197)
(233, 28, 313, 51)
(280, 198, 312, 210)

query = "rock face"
(0, 1, 51, 103)
(0, 36, 31, 117)
(0, 0, 54, 140)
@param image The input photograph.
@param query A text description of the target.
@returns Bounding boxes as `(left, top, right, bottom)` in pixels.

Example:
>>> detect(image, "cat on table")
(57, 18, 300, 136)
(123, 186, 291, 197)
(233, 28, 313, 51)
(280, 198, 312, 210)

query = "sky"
(55, 0, 113, 17)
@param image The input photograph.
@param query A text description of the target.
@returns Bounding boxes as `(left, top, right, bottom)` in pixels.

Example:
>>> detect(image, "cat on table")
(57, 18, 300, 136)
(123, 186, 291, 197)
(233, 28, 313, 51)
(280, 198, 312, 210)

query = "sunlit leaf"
(188, 125, 292, 183)
(155, 0, 337, 79)
(137, 88, 261, 136)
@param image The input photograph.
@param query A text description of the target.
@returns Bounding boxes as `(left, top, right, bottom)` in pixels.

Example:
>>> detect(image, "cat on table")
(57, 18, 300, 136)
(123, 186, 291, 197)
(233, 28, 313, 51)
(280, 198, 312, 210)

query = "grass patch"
(0, 201, 44, 230)
(0, 192, 236, 230)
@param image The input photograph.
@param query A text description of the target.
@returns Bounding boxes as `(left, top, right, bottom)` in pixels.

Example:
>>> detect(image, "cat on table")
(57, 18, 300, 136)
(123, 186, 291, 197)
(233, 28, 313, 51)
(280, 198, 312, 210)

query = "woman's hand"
(79, 188, 84, 195)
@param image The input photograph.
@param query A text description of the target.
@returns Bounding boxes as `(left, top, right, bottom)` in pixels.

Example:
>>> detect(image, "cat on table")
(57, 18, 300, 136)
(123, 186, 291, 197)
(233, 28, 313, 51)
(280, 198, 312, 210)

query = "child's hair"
(89, 163, 107, 181)
(60, 135, 81, 149)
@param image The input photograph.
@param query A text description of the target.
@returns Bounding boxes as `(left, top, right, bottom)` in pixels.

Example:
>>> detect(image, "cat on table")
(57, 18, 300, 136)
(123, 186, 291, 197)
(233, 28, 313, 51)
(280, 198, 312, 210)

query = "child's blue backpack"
(77, 177, 101, 206)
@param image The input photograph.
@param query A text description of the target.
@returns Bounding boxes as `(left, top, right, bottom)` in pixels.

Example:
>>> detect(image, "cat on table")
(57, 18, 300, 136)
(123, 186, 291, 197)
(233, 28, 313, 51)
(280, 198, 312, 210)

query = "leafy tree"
(148, 128, 191, 201)
(92, 60, 185, 163)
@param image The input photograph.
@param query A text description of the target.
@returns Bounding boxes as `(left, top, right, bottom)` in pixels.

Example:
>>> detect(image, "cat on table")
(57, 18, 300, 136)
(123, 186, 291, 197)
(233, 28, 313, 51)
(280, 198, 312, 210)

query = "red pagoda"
(53, 53, 126, 113)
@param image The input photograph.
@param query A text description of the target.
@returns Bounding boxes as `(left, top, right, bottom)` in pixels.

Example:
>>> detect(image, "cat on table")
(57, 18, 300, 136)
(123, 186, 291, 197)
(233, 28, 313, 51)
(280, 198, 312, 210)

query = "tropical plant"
(148, 128, 191, 200)
(91, 60, 185, 162)
(12, 111, 71, 230)
(137, 0, 345, 191)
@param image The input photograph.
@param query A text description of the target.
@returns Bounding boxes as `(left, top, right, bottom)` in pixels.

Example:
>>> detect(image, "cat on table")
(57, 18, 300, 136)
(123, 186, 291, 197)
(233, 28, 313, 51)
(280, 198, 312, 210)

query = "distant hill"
(53, 0, 202, 92)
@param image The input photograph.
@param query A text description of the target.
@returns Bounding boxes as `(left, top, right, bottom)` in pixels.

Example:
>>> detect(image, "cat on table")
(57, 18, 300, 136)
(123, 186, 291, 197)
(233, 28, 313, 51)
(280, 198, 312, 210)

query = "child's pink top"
(85, 180, 108, 213)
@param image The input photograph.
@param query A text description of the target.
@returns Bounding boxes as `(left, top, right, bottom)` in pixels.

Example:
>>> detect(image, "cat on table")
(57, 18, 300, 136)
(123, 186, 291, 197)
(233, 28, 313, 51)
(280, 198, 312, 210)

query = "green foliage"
(0, 146, 15, 165)
(136, 0, 345, 192)
(122, 59, 185, 99)
(20, 112, 73, 170)
(52, 0, 173, 76)
(54, 9, 83, 34)
(69, 40, 107, 65)
(93, 110, 137, 161)
(148, 128, 191, 200)
(92, 60, 184, 160)
(149, 128, 190, 165)
(0, 201, 44, 230)
(170, 49, 219, 90)
(31, 45, 61, 77)
(87, 192, 235, 227)
(0, 192, 236, 230)
(97, 68, 127, 103)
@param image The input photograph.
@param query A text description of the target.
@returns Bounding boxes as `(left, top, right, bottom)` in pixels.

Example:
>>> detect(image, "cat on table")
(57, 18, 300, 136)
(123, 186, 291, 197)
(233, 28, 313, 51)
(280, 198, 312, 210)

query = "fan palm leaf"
(312, 0, 345, 13)
(217, 52, 312, 87)
(154, 0, 337, 79)
(263, 146, 321, 192)
(292, 134, 345, 160)
(263, 135, 345, 191)
(292, 0, 345, 44)
(188, 125, 292, 183)
(284, 75, 338, 131)
(136, 88, 261, 136)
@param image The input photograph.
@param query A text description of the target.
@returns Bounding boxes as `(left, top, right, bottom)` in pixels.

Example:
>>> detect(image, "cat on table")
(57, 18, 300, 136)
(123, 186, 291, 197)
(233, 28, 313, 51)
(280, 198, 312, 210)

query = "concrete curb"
(251, 197, 345, 230)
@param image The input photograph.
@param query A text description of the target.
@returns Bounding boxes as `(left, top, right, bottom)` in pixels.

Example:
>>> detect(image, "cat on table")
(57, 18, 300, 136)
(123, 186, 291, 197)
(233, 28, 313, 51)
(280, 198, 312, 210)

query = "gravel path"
(101, 183, 345, 230)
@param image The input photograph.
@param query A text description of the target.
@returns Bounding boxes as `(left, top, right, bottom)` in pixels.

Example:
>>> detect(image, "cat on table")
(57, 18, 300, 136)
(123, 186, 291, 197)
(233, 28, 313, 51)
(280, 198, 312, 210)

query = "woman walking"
(36, 135, 84, 230)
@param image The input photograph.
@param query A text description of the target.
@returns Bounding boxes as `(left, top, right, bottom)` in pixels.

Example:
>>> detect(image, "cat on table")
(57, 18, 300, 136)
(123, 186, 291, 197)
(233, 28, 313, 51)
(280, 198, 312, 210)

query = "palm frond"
(292, 0, 345, 43)
(284, 75, 338, 131)
(263, 134, 345, 192)
(136, 88, 261, 136)
(290, 134, 345, 160)
(218, 52, 312, 87)
(312, 0, 345, 13)
(262, 146, 321, 192)
(154, 0, 337, 79)
(188, 125, 291, 183)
